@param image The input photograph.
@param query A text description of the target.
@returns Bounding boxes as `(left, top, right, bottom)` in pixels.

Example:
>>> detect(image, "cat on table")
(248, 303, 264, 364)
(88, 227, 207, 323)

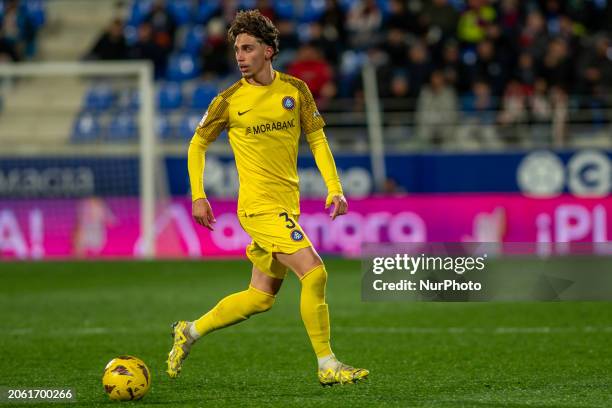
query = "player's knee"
(247, 286, 276, 314)
(251, 295, 275, 314)
(300, 264, 327, 294)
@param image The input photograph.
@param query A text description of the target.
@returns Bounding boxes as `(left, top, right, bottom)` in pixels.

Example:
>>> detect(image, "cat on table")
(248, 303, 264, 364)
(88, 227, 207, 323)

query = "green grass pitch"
(1, 259, 611, 407)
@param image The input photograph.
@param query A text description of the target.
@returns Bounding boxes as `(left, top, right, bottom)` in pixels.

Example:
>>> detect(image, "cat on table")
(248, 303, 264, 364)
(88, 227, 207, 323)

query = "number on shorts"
(278, 212, 296, 229)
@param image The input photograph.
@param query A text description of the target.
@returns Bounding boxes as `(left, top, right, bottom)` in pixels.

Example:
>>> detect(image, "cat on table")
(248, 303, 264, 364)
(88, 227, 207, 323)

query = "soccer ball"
(102, 355, 151, 401)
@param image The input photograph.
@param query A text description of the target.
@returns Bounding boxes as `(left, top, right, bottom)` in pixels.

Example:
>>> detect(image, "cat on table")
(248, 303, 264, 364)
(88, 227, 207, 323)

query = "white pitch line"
(2, 326, 612, 336)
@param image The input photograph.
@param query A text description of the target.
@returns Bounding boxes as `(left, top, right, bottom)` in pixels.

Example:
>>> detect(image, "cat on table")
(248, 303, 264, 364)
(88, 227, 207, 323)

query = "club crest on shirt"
(290, 229, 304, 241)
(282, 96, 296, 110)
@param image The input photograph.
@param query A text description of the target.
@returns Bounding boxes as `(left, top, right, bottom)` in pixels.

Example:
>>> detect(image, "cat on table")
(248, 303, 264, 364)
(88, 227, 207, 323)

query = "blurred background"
(0, 0, 610, 259)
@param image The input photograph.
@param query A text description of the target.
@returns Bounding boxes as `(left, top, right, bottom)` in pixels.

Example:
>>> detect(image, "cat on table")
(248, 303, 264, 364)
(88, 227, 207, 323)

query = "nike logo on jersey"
(237, 109, 253, 116)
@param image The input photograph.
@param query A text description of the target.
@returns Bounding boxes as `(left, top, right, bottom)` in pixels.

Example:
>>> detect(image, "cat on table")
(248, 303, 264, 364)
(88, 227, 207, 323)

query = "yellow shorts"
(238, 211, 312, 280)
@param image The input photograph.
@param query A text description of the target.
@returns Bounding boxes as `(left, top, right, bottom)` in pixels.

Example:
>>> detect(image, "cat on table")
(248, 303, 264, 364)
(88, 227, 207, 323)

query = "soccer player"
(167, 10, 369, 386)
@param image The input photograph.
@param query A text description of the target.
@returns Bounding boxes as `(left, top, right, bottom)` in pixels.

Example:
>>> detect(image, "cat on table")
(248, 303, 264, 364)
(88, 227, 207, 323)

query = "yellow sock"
(193, 285, 275, 337)
(300, 264, 333, 358)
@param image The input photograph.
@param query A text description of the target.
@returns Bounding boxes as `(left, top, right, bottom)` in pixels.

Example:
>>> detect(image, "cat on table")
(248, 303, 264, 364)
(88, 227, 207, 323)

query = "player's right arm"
(188, 95, 229, 230)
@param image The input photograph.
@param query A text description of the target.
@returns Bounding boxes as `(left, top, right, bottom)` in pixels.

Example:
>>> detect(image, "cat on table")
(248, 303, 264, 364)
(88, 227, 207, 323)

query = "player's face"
(234, 33, 273, 78)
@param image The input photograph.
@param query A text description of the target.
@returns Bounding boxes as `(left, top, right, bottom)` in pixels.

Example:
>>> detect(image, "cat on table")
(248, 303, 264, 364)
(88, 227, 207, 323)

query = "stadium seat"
(72, 112, 101, 142)
(116, 88, 140, 112)
(237, 0, 257, 10)
(124, 24, 139, 46)
(166, 53, 201, 81)
(376, 0, 391, 18)
(84, 84, 115, 111)
(300, 0, 326, 22)
(167, 0, 193, 26)
(127, 0, 153, 26)
(273, 0, 295, 19)
(339, 0, 358, 10)
(156, 114, 175, 140)
(190, 83, 217, 109)
(25, 0, 46, 28)
(179, 111, 202, 141)
(180, 24, 206, 56)
(196, 0, 220, 24)
(157, 82, 183, 111)
(107, 112, 138, 141)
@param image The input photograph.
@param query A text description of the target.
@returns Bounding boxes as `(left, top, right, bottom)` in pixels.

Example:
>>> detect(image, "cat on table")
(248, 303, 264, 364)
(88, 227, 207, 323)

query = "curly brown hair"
(228, 10, 280, 60)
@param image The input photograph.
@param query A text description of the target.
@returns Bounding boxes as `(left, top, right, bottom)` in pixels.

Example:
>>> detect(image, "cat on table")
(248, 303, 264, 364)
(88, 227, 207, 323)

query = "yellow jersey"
(188, 70, 342, 216)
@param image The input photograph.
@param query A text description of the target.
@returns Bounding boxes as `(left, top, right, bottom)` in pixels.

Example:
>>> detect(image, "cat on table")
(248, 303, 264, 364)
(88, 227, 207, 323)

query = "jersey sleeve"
(297, 81, 325, 134)
(188, 95, 229, 201)
(306, 128, 343, 206)
(193, 95, 229, 148)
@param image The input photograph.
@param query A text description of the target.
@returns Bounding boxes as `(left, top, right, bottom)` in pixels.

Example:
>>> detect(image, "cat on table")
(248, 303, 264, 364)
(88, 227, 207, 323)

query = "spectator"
(389, 73, 409, 100)
(498, 80, 527, 125)
(497, 79, 528, 144)
(308, 21, 341, 66)
(498, 0, 521, 36)
(462, 79, 497, 120)
(319, 0, 347, 47)
(382, 27, 408, 69)
(527, 77, 553, 144)
(200, 18, 231, 78)
(1, 0, 37, 58)
(421, 0, 459, 41)
(0, 26, 20, 61)
(287, 43, 335, 105)
(538, 38, 573, 91)
(555, 15, 582, 65)
(550, 85, 568, 146)
(144, 0, 176, 50)
(529, 78, 552, 124)
(416, 70, 459, 145)
(220, 2, 239, 23)
(577, 35, 612, 94)
(543, 0, 564, 36)
(495, 0, 521, 63)
(386, 0, 416, 33)
(275, 19, 300, 70)
(128, 22, 168, 78)
(457, 0, 497, 44)
(378, 69, 411, 111)
(438, 40, 461, 89)
(519, 10, 549, 60)
(346, 0, 382, 49)
(462, 39, 506, 95)
(575, 35, 611, 127)
(277, 19, 299, 52)
(406, 40, 432, 97)
(457, 79, 500, 148)
(254, 0, 276, 22)
(515, 52, 536, 90)
(85, 19, 128, 60)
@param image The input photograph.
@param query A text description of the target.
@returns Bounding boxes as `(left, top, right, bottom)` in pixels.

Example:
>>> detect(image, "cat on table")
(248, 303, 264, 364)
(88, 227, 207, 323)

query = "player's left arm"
(297, 81, 347, 220)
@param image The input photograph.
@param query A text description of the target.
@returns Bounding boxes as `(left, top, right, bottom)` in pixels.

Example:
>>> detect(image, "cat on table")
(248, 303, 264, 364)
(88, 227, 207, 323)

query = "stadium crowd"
(86, 1, 612, 100)
(4, 0, 611, 146)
